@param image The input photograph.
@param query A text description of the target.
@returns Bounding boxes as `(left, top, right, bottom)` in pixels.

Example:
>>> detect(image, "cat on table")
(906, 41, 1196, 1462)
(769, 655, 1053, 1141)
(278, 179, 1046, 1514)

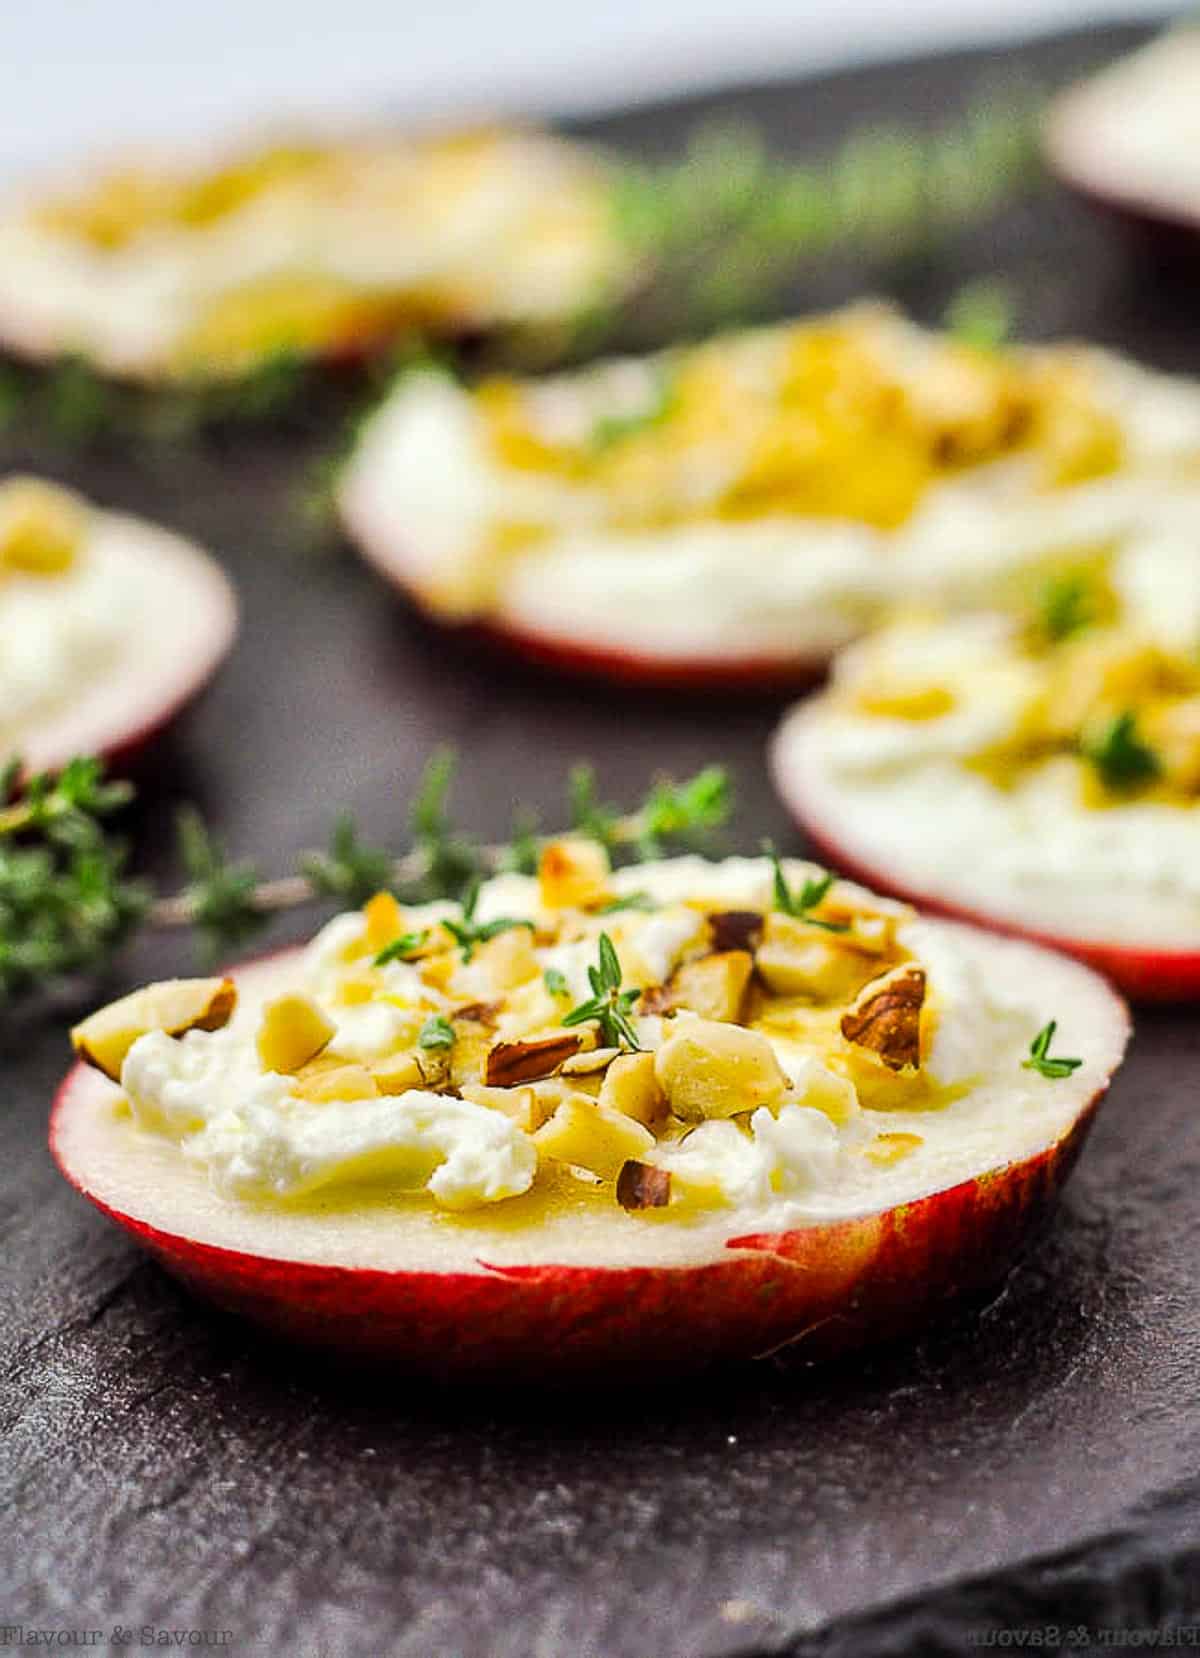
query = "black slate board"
(5, 20, 1200, 1656)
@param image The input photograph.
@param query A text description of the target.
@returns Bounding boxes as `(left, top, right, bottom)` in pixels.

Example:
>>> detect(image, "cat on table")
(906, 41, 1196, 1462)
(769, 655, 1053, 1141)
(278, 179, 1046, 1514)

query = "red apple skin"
(469, 616, 830, 694)
(49, 1061, 1109, 1380)
(11, 523, 238, 779)
(783, 799, 1200, 1006)
(74, 667, 221, 779)
(338, 437, 844, 691)
(348, 524, 835, 693)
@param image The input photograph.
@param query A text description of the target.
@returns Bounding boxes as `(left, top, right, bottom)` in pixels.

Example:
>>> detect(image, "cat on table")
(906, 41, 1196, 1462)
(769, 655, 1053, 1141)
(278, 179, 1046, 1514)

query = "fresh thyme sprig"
(1022, 1020, 1083, 1080)
(597, 891, 655, 914)
(0, 348, 325, 454)
(764, 842, 848, 932)
(374, 930, 429, 967)
(579, 88, 1042, 351)
(561, 932, 641, 1052)
(176, 807, 266, 963)
(945, 278, 1017, 352)
(0, 758, 148, 1002)
(2, 90, 1043, 477)
(1, 751, 732, 1006)
(442, 878, 533, 963)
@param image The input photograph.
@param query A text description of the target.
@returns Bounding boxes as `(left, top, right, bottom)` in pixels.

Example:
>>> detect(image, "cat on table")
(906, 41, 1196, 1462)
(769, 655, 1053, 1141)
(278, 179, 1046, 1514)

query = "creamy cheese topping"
(777, 580, 1200, 946)
(0, 129, 624, 380)
(0, 479, 145, 754)
(340, 305, 1200, 662)
(1048, 29, 1200, 220)
(114, 851, 1094, 1222)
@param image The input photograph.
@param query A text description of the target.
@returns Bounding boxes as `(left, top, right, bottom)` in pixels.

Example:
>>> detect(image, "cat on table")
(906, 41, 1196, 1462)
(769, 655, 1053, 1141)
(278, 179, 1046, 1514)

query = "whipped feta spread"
(0, 493, 175, 756)
(0, 549, 132, 750)
(122, 1027, 537, 1210)
(0, 475, 237, 771)
(776, 595, 1200, 947)
(115, 855, 1102, 1223)
(340, 317, 1200, 665)
(1048, 29, 1200, 223)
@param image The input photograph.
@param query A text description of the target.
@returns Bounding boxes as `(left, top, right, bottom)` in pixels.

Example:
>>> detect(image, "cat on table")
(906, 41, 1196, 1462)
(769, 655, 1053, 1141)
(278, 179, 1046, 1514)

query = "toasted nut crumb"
(460, 1081, 539, 1129)
(362, 890, 405, 954)
(533, 1095, 655, 1179)
(452, 1000, 504, 1027)
(370, 1051, 425, 1095)
(840, 965, 926, 1071)
(617, 1160, 672, 1211)
(71, 977, 237, 1082)
(256, 993, 336, 1075)
(599, 1050, 664, 1125)
(538, 836, 611, 910)
(707, 910, 764, 954)
(561, 1046, 621, 1076)
(485, 1032, 583, 1086)
(654, 1019, 788, 1121)
(640, 950, 753, 1023)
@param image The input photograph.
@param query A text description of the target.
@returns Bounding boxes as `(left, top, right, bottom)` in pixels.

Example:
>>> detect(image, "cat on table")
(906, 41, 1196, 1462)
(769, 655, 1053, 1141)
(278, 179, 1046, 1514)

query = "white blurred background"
(0, 0, 1168, 176)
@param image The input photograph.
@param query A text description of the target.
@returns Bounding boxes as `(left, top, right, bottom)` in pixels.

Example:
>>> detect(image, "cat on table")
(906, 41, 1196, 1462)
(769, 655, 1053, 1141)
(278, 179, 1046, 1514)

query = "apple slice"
(71, 977, 237, 1082)
(0, 129, 625, 384)
(4, 498, 237, 774)
(335, 364, 885, 691)
(339, 445, 843, 691)
(337, 309, 1200, 691)
(1043, 29, 1200, 247)
(51, 935, 1128, 1379)
(771, 696, 1200, 1003)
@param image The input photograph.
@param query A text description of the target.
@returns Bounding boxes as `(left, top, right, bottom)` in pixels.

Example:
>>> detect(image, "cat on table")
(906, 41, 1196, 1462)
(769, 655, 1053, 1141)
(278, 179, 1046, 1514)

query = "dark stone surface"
(5, 18, 1200, 1656)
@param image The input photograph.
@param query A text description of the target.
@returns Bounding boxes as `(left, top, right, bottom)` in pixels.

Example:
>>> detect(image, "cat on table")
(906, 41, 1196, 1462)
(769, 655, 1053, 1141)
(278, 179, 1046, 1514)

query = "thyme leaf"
(1022, 1020, 1083, 1080)
(562, 931, 641, 1050)
(373, 930, 429, 967)
(1081, 710, 1161, 793)
(764, 842, 848, 932)
(418, 1014, 456, 1050)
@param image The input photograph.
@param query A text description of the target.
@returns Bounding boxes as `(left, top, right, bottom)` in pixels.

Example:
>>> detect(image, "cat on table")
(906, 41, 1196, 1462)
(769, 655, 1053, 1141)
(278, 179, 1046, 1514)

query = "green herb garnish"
(1022, 1020, 1083, 1080)
(502, 805, 541, 876)
(588, 372, 675, 451)
(2, 752, 732, 1008)
(567, 763, 622, 851)
(587, 92, 1041, 349)
(0, 758, 147, 1002)
(562, 932, 641, 1051)
(303, 812, 395, 907)
(945, 278, 1016, 352)
(1039, 572, 1096, 643)
(374, 930, 429, 966)
(597, 891, 656, 914)
(544, 967, 570, 998)
(443, 878, 533, 963)
(176, 807, 265, 962)
(636, 765, 731, 858)
(1080, 710, 1161, 793)
(765, 843, 848, 932)
(408, 747, 482, 899)
(418, 1014, 456, 1051)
